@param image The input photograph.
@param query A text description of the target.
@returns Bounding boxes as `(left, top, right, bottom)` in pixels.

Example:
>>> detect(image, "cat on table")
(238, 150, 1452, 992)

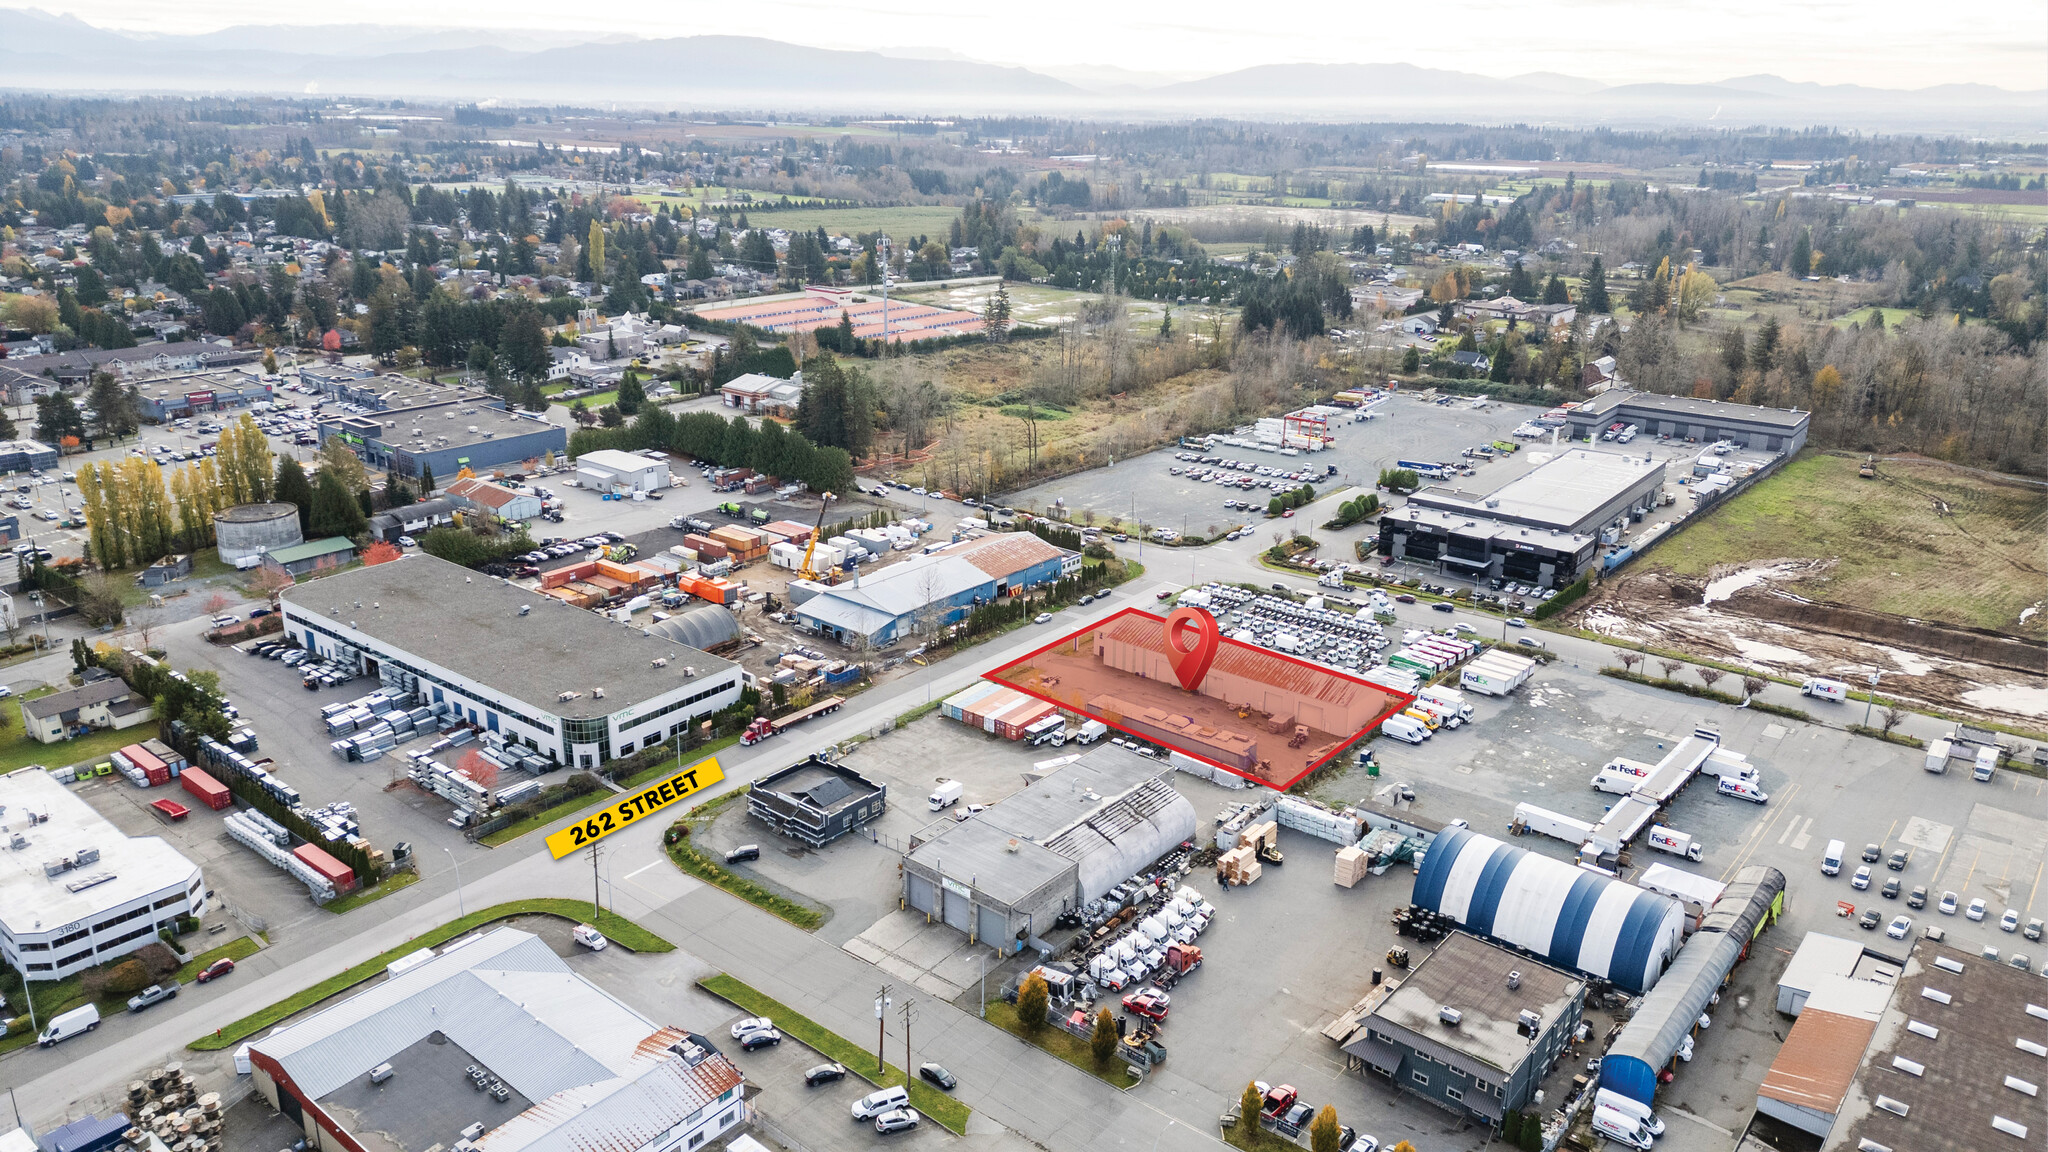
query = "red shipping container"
(123, 744, 167, 777)
(293, 843, 358, 893)
(179, 767, 234, 811)
(144, 766, 170, 787)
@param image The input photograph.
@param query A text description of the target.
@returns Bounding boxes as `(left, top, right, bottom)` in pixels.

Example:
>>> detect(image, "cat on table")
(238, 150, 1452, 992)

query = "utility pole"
(874, 985, 893, 1075)
(588, 842, 602, 923)
(900, 998, 917, 1075)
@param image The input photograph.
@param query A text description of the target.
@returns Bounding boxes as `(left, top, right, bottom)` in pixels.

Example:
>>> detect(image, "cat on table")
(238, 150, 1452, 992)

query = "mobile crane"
(795, 491, 838, 582)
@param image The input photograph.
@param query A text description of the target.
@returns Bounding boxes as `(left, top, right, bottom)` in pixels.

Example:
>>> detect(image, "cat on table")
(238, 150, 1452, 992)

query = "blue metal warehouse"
(1411, 827, 1686, 996)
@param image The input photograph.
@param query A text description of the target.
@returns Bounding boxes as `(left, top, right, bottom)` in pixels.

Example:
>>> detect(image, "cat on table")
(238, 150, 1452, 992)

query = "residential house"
(21, 677, 155, 743)
(719, 372, 804, 415)
(1449, 350, 1492, 374)
(446, 477, 543, 522)
(365, 498, 461, 543)
(262, 537, 357, 577)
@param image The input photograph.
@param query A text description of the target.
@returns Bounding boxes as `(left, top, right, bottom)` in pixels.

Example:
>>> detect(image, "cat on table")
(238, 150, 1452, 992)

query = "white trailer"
(1646, 824, 1705, 861)
(1460, 650, 1536, 696)
(1512, 802, 1597, 845)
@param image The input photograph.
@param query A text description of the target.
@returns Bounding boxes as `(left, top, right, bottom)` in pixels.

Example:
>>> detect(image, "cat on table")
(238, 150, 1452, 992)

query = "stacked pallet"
(1275, 796, 1365, 844)
(1236, 821, 1278, 852)
(1217, 844, 1263, 886)
(1334, 846, 1370, 888)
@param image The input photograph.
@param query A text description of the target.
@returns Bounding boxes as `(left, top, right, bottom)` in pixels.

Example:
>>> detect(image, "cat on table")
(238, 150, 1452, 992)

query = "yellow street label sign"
(545, 757, 725, 859)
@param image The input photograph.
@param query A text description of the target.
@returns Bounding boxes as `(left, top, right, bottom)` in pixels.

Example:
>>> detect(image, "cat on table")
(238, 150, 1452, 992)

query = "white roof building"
(0, 767, 207, 979)
(250, 927, 748, 1152)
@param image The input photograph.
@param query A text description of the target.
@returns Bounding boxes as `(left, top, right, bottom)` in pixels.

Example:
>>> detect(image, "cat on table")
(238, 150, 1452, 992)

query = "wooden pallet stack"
(1334, 846, 1369, 888)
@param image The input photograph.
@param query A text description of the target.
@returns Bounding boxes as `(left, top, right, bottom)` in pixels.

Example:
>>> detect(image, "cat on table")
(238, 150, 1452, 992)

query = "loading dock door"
(906, 874, 934, 916)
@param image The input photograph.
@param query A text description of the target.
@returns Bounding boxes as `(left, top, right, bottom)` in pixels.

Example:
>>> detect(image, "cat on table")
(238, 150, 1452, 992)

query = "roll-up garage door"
(977, 905, 1007, 948)
(906, 875, 935, 916)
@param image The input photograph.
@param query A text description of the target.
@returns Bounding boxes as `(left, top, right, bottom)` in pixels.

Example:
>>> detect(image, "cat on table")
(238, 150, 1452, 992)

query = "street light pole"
(1863, 672, 1883, 728)
(443, 847, 466, 916)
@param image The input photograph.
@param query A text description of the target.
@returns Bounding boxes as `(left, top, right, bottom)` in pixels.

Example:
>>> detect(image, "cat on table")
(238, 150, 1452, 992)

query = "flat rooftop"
(1383, 503, 1592, 555)
(0, 768, 201, 935)
(1825, 938, 2048, 1152)
(1579, 388, 1811, 431)
(753, 758, 886, 816)
(1409, 448, 1662, 533)
(328, 398, 559, 452)
(1370, 931, 1586, 1074)
(279, 554, 736, 718)
(317, 1031, 535, 1152)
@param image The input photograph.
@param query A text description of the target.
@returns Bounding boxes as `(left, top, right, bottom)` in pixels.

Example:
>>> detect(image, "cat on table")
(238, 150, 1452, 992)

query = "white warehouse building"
(0, 768, 208, 980)
(574, 449, 670, 494)
(278, 555, 744, 770)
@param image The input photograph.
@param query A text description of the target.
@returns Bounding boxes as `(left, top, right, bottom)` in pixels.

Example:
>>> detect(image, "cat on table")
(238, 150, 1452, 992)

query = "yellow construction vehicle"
(795, 491, 838, 582)
(1859, 455, 1876, 479)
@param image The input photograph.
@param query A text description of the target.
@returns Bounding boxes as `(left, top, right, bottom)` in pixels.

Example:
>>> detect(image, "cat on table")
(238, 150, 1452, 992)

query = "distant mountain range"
(1, 8, 2040, 132)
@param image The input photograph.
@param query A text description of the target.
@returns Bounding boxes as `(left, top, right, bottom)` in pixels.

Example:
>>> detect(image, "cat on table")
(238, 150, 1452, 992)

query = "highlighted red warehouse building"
(986, 607, 1414, 790)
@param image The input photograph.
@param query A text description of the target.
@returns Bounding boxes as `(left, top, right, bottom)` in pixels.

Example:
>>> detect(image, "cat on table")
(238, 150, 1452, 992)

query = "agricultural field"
(645, 195, 963, 240)
(890, 281, 1233, 335)
(1646, 451, 2048, 638)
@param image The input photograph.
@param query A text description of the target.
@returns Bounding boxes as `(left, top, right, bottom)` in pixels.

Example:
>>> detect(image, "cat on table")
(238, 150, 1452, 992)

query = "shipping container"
(292, 843, 358, 892)
(121, 744, 167, 777)
(179, 767, 234, 811)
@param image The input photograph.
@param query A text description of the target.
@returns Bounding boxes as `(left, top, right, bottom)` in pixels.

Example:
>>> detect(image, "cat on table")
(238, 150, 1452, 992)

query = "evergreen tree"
(1787, 227, 1813, 277)
(35, 392, 87, 444)
(686, 246, 714, 280)
(500, 306, 551, 383)
(1583, 256, 1611, 312)
(615, 371, 646, 416)
(86, 372, 140, 440)
(309, 468, 367, 538)
(1506, 260, 1534, 299)
(418, 462, 436, 496)
(1542, 274, 1570, 305)
(274, 456, 315, 537)
(202, 287, 246, 336)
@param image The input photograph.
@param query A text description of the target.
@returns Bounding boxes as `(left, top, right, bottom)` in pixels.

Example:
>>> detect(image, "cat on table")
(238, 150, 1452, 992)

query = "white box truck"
(1417, 687, 1474, 721)
(1381, 714, 1430, 744)
(1924, 738, 1952, 774)
(39, 1004, 99, 1047)
(928, 779, 964, 811)
(1647, 825, 1705, 862)
(1595, 1089, 1666, 1137)
(1972, 745, 1998, 782)
(1801, 678, 1849, 703)
(1063, 720, 1109, 746)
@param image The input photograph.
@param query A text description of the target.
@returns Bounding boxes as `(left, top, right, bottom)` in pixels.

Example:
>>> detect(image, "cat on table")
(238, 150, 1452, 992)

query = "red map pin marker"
(1163, 606, 1221, 692)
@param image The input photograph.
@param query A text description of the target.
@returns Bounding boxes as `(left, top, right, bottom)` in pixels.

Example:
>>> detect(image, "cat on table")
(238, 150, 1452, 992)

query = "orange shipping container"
(708, 526, 762, 550)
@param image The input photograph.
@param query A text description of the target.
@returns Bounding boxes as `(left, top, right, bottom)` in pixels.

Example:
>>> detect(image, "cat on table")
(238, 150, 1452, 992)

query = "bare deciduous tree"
(1617, 651, 1643, 674)
(1696, 667, 1725, 692)
(1657, 659, 1684, 680)
(1741, 675, 1768, 700)
(1878, 704, 1904, 735)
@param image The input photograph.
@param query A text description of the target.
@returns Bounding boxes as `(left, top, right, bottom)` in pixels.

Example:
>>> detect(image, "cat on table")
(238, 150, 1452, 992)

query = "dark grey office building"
(747, 757, 889, 846)
(1568, 389, 1810, 454)
(1338, 932, 1585, 1128)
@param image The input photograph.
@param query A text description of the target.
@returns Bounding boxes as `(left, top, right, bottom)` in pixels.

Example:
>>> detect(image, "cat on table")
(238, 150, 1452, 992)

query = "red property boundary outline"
(983, 606, 1416, 790)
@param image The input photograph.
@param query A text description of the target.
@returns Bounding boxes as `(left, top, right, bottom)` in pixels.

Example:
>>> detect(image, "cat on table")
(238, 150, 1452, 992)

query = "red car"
(1121, 989, 1171, 1021)
(196, 958, 236, 984)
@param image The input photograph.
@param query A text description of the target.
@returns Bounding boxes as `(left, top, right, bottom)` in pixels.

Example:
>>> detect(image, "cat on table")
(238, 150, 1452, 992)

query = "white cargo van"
(851, 1086, 911, 1121)
(1924, 738, 1952, 773)
(928, 780, 964, 811)
(1381, 714, 1430, 744)
(1591, 1106, 1654, 1149)
(1822, 839, 1845, 876)
(1717, 776, 1769, 804)
(1800, 678, 1849, 703)
(1595, 1089, 1665, 1137)
(39, 1004, 99, 1047)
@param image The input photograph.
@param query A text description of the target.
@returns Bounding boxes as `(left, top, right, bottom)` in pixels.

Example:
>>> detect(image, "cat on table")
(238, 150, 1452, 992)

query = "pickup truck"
(127, 982, 180, 1012)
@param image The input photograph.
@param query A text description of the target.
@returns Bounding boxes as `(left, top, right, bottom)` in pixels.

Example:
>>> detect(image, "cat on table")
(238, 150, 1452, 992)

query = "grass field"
(646, 196, 963, 240)
(1650, 452, 2048, 638)
(0, 719, 144, 775)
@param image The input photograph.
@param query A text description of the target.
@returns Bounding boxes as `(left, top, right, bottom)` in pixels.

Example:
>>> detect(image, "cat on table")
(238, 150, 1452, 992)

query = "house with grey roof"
(20, 677, 154, 743)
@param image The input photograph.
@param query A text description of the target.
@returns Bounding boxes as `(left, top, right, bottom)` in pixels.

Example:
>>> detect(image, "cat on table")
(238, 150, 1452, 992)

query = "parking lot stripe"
(1722, 781, 1800, 881)
(2024, 856, 2044, 915)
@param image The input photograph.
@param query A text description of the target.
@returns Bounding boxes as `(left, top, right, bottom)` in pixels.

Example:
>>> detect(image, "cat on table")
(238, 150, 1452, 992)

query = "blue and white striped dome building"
(1412, 827, 1685, 995)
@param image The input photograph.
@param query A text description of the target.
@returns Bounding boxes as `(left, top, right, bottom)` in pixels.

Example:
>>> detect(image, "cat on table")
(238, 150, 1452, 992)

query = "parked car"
(1967, 898, 1988, 921)
(1851, 866, 1872, 890)
(918, 1063, 957, 1090)
(873, 1109, 920, 1135)
(1859, 908, 1883, 930)
(729, 1016, 775, 1039)
(1887, 916, 1914, 939)
(196, 958, 236, 983)
(1908, 885, 1928, 909)
(804, 1063, 847, 1087)
(126, 982, 180, 1012)
(725, 844, 761, 864)
(2001, 908, 2021, 932)
(739, 1028, 783, 1051)
(1939, 891, 1959, 915)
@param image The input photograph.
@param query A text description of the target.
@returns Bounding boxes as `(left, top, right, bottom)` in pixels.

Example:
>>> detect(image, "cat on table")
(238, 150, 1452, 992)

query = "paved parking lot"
(1002, 396, 1534, 530)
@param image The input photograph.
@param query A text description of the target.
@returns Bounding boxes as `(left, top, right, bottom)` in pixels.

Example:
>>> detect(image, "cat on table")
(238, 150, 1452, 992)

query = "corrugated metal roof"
(944, 533, 1066, 580)
(1757, 1008, 1876, 1112)
(480, 1048, 744, 1152)
(252, 929, 659, 1103)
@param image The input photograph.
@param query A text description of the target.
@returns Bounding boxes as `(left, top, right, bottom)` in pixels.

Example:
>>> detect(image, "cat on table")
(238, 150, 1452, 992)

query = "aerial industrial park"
(0, 22, 2044, 1152)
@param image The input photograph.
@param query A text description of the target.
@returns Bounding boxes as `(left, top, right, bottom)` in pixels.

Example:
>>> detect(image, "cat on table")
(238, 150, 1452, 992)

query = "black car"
(1882, 877, 1901, 900)
(1908, 885, 1928, 909)
(803, 1062, 847, 1087)
(1431, 602, 1455, 613)
(725, 844, 761, 864)
(1859, 908, 1883, 930)
(918, 1062, 957, 1091)
(738, 1028, 782, 1051)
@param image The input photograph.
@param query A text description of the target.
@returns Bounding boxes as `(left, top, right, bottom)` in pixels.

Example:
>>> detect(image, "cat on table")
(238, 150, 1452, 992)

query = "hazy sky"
(15, 0, 2047, 89)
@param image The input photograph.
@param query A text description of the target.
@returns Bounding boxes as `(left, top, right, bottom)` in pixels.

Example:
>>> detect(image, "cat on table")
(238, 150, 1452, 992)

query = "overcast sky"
(15, 0, 2046, 90)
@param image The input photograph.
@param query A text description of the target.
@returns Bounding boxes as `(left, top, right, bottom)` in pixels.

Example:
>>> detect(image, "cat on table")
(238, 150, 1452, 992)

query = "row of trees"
(567, 403, 856, 495)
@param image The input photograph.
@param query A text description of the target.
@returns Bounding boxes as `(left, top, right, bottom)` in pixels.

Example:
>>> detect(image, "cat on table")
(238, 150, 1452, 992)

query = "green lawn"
(647, 198, 964, 240)
(698, 974, 969, 1134)
(188, 900, 672, 1050)
(0, 720, 146, 775)
(323, 867, 420, 914)
(172, 935, 262, 983)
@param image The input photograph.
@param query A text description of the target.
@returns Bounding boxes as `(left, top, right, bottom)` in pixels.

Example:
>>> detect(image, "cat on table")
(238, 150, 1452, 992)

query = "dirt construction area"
(1564, 453, 2048, 725)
